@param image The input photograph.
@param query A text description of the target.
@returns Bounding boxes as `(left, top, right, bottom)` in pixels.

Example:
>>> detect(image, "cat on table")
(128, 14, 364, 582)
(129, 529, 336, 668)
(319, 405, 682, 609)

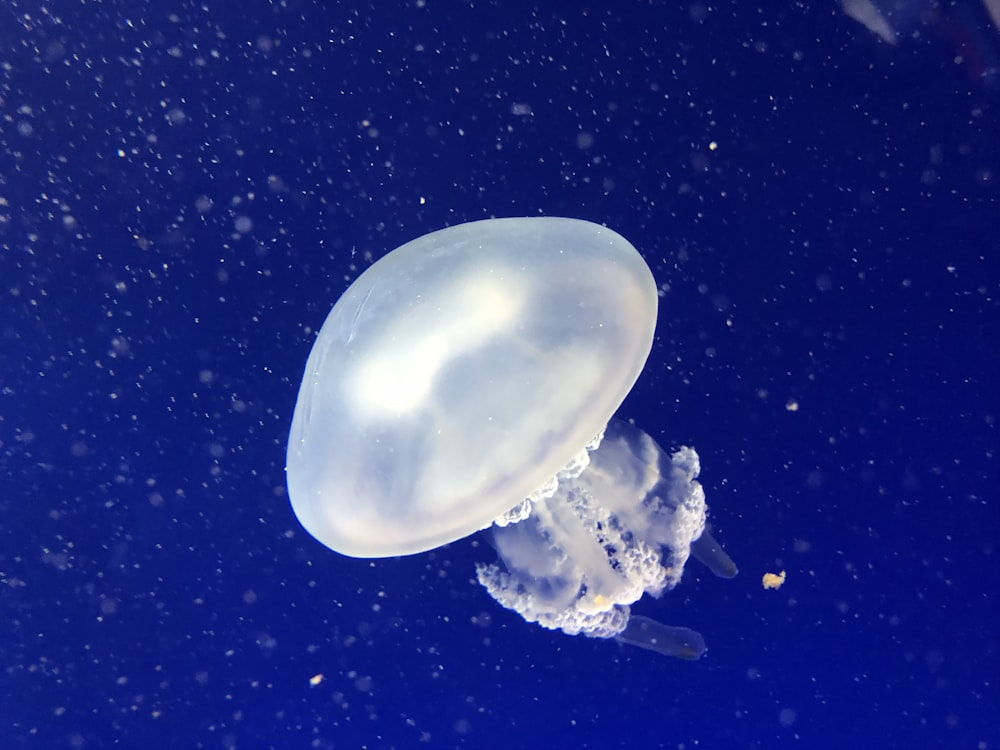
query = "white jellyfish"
(286, 217, 737, 659)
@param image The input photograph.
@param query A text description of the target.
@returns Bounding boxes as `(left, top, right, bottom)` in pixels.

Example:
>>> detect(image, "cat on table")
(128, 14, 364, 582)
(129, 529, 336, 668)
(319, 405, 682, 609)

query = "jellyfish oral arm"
(691, 526, 739, 579)
(477, 420, 737, 657)
(615, 614, 707, 661)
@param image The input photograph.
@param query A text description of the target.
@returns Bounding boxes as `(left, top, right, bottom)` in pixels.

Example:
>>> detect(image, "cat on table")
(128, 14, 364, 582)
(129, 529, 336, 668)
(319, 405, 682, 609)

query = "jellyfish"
(286, 217, 737, 658)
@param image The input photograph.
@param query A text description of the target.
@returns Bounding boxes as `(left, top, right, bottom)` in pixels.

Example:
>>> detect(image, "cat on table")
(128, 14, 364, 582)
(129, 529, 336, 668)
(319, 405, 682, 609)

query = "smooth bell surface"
(286, 217, 658, 557)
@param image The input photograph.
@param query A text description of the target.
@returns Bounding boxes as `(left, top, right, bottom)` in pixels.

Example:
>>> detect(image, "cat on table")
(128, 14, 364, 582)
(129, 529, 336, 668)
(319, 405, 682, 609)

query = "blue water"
(2, 1, 998, 747)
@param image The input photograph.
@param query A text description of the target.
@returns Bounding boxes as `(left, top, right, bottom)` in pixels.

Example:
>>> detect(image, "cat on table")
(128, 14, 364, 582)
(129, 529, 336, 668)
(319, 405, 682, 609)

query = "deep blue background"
(2, 1, 998, 748)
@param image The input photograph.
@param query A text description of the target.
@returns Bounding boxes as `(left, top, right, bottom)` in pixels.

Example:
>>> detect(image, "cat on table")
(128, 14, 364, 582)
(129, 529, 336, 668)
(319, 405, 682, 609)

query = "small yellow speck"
(762, 570, 786, 590)
(309, 674, 324, 687)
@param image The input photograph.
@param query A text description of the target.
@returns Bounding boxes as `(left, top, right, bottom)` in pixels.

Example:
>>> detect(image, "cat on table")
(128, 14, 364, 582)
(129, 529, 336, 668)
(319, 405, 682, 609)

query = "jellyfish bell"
(286, 216, 737, 657)
(286, 217, 657, 558)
